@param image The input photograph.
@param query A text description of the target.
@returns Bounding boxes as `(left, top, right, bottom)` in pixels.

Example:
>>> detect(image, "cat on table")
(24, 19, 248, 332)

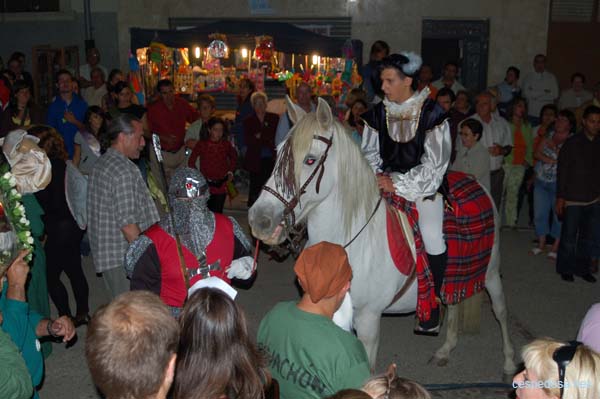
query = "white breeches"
(416, 195, 446, 255)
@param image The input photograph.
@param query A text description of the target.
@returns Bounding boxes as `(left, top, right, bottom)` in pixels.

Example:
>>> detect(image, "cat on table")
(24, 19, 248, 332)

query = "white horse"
(249, 97, 516, 376)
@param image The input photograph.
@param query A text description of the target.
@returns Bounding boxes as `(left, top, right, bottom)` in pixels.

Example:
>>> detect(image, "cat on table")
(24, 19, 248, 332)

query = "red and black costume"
(125, 167, 253, 314)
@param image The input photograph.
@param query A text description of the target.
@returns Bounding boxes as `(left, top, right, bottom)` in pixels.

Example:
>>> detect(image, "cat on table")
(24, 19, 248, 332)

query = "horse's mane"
(279, 113, 379, 239)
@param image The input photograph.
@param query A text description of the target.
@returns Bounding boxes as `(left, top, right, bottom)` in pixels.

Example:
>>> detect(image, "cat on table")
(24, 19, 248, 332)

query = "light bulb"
(194, 46, 200, 59)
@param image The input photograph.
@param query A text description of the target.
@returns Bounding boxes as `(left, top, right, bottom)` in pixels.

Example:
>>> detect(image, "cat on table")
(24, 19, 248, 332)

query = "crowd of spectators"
(1, 40, 599, 399)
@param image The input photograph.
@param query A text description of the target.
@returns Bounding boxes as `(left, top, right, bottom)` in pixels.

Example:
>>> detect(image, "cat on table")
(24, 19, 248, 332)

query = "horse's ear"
(316, 97, 333, 131)
(285, 95, 306, 125)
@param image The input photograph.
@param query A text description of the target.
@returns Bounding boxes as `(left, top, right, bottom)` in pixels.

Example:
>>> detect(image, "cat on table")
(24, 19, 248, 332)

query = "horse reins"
(343, 196, 382, 249)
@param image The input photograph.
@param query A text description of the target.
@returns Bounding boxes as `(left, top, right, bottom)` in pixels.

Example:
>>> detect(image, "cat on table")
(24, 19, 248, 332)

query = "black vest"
(363, 99, 447, 174)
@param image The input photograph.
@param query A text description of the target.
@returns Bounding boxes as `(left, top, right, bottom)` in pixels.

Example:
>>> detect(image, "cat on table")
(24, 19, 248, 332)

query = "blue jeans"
(556, 201, 600, 276)
(533, 179, 561, 239)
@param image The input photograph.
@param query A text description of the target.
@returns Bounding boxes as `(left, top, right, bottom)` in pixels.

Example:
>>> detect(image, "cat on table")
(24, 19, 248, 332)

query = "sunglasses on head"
(552, 340, 581, 399)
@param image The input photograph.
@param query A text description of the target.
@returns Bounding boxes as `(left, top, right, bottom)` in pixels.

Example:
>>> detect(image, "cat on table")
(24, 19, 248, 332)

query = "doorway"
(421, 20, 489, 92)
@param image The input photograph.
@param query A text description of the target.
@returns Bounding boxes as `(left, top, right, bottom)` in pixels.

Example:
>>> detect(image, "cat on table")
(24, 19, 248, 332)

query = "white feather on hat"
(399, 51, 423, 76)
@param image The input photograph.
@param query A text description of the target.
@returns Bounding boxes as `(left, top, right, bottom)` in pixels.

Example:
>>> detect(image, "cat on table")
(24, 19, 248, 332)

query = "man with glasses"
(147, 79, 199, 185)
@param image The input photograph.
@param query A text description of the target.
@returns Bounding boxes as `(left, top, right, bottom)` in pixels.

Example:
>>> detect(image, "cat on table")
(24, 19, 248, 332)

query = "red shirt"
(147, 97, 199, 151)
(188, 139, 237, 194)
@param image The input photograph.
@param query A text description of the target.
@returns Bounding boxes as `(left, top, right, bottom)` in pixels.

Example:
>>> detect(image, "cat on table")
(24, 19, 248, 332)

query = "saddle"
(385, 204, 414, 276)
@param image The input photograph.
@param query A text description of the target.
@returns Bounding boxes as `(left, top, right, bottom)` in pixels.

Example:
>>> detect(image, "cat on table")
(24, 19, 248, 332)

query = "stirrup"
(413, 322, 440, 336)
(413, 299, 443, 336)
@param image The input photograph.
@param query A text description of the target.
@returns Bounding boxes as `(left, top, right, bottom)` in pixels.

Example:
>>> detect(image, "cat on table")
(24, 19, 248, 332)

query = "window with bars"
(0, 0, 59, 12)
(551, 0, 597, 22)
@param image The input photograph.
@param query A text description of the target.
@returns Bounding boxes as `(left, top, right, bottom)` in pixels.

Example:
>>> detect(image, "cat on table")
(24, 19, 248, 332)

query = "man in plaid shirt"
(88, 114, 159, 298)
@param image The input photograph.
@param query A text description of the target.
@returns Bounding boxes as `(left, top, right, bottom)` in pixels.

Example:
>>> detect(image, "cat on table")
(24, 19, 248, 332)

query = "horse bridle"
(262, 133, 383, 250)
(262, 134, 333, 229)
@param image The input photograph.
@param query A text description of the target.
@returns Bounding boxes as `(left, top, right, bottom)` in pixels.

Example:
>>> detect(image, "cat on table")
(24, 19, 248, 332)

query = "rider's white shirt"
(361, 90, 452, 202)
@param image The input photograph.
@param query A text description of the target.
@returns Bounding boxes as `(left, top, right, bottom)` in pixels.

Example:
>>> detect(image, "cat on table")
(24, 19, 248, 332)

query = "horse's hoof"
(502, 372, 516, 384)
(503, 361, 518, 378)
(428, 356, 448, 367)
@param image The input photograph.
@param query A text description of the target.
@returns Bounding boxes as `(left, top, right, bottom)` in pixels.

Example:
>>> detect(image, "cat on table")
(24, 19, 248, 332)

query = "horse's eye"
(304, 157, 317, 166)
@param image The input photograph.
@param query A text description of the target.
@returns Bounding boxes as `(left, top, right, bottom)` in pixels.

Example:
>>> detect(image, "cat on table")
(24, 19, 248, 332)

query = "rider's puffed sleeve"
(360, 124, 383, 173)
(390, 121, 451, 202)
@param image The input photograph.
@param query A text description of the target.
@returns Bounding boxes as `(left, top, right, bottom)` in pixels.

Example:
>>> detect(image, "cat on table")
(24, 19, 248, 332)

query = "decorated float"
(129, 21, 363, 110)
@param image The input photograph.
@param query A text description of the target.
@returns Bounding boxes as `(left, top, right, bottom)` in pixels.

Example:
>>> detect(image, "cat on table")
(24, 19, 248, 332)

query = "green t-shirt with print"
(257, 301, 370, 399)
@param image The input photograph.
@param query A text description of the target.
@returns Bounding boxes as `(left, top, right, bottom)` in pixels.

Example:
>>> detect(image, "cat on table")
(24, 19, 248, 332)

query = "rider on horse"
(361, 52, 451, 335)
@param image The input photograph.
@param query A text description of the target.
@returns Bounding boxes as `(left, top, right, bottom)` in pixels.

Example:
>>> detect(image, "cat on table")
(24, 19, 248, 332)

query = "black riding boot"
(415, 251, 448, 336)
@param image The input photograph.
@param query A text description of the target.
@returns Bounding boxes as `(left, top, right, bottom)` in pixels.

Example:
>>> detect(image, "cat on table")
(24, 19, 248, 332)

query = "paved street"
(40, 209, 599, 399)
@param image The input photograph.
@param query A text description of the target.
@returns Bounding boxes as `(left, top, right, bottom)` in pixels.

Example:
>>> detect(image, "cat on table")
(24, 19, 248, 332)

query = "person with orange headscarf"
(257, 242, 370, 399)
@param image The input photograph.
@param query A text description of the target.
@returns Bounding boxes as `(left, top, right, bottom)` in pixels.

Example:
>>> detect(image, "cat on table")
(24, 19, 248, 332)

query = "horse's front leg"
(430, 304, 458, 367)
(354, 308, 381, 372)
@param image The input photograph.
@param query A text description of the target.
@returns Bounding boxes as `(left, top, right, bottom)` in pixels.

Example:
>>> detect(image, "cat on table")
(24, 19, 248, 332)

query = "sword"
(151, 133, 190, 289)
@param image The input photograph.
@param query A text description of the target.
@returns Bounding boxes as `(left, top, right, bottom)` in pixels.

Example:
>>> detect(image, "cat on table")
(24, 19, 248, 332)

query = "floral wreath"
(0, 163, 34, 264)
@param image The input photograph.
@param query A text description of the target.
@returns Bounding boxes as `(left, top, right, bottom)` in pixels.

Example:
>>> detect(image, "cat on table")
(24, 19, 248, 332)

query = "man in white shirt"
(456, 92, 512, 210)
(82, 67, 108, 107)
(79, 48, 108, 88)
(432, 62, 466, 95)
(522, 54, 559, 125)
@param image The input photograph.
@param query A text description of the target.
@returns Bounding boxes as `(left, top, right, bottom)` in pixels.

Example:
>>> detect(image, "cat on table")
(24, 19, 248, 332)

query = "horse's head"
(249, 96, 343, 245)
(249, 96, 378, 246)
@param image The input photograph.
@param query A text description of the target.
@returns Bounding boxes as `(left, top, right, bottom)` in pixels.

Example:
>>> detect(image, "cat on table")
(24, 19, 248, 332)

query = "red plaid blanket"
(385, 171, 494, 322)
(443, 171, 493, 304)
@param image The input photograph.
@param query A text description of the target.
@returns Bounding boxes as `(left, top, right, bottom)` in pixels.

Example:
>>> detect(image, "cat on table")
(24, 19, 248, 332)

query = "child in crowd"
(451, 118, 491, 193)
(344, 88, 367, 119)
(346, 98, 368, 145)
(73, 106, 107, 175)
(188, 116, 237, 213)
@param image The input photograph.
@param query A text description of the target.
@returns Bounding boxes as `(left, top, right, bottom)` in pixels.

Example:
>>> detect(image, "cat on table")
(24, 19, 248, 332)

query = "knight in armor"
(361, 53, 451, 334)
(125, 167, 254, 316)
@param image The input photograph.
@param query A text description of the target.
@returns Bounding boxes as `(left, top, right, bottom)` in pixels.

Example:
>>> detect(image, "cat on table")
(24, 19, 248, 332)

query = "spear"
(151, 133, 190, 289)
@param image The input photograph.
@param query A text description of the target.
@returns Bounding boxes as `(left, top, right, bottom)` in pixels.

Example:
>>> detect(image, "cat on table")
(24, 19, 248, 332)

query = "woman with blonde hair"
(513, 338, 600, 399)
(362, 364, 431, 399)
